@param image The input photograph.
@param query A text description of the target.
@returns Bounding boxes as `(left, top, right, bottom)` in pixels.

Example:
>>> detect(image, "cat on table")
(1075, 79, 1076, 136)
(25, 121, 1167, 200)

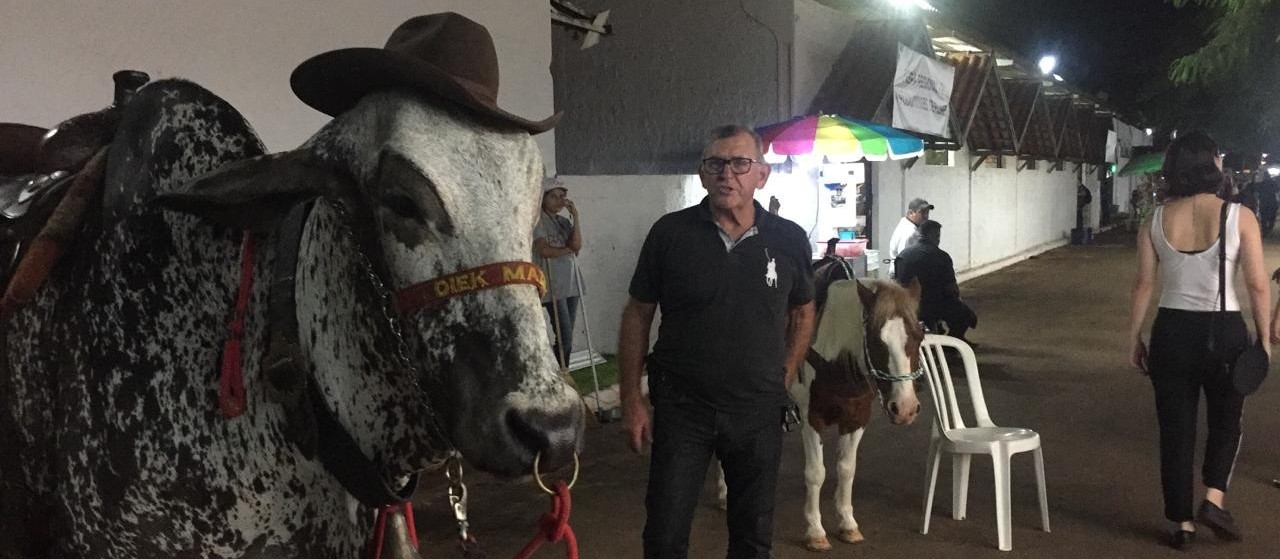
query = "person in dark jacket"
(894, 220, 977, 342)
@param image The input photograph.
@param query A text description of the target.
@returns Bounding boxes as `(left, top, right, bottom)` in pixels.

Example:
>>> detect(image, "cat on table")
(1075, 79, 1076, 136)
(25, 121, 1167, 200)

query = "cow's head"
(156, 90, 583, 477)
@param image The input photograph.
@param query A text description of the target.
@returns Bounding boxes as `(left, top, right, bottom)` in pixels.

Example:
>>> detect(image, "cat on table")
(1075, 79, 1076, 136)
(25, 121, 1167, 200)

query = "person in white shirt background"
(888, 198, 933, 277)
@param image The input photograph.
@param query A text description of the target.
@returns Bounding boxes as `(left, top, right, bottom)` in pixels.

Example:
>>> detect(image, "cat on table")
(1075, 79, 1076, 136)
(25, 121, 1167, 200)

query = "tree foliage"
(1169, 0, 1279, 83)
(1162, 0, 1280, 154)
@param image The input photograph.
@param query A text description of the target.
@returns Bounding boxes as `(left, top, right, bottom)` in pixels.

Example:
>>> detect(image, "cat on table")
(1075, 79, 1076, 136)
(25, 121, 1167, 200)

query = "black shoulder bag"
(1212, 201, 1269, 395)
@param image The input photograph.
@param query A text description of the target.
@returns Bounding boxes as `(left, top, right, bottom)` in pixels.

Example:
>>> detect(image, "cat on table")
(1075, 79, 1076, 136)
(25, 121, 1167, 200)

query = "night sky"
(934, 0, 1203, 112)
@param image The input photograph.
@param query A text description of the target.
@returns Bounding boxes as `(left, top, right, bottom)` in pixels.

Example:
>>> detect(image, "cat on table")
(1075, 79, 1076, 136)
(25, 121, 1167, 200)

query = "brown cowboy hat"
(290, 12, 560, 133)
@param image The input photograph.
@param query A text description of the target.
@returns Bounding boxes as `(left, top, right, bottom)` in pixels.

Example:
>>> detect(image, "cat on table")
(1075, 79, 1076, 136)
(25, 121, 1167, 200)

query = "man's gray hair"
(707, 124, 765, 159)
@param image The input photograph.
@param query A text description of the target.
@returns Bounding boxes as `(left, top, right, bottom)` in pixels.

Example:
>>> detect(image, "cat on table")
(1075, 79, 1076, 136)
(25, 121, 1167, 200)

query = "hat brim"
(290, 48, 561, 134)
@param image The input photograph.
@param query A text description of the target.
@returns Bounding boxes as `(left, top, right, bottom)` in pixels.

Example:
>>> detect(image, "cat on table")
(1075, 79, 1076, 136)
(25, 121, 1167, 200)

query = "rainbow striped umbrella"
(756, 114, 926, 162)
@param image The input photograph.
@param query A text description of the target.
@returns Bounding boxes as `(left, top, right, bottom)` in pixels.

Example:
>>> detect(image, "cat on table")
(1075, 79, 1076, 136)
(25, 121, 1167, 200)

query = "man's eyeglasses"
(700, 157, 759, 175)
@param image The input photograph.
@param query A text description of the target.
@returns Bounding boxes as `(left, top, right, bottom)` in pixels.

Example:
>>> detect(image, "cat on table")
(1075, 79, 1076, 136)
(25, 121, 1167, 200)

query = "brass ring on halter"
(532, 451, 580, 494)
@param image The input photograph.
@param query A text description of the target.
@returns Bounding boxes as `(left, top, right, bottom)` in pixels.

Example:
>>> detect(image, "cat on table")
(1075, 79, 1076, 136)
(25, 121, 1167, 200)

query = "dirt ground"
(413, 227, 1280, 558)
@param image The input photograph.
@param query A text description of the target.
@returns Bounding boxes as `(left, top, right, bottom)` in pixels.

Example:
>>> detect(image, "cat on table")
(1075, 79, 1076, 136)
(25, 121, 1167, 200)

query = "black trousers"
(1147, 308, 1247, 522)
(643, 397, 783, 559)
(922, 299, 977, 340)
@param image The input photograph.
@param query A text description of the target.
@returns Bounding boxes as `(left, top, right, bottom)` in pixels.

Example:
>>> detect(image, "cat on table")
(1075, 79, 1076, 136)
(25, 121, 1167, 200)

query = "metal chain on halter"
(328, 199, 480, 555)
(329, 198, 454, 460)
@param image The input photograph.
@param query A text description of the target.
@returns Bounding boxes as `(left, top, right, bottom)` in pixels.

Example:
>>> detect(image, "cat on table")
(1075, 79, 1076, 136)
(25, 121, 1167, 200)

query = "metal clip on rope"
(445, 450, 476, 547)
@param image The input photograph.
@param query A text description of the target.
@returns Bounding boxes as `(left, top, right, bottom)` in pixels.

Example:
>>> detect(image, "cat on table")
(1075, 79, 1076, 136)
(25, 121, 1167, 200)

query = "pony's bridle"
(860, 310, 926, 383)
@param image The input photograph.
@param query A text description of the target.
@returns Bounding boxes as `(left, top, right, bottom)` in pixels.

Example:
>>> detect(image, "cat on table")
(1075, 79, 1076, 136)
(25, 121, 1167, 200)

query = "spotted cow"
(0, 79, 582, 558)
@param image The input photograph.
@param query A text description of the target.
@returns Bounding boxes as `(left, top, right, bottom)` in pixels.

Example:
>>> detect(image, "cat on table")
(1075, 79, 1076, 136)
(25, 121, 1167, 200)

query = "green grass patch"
(569, 353, 618, 393)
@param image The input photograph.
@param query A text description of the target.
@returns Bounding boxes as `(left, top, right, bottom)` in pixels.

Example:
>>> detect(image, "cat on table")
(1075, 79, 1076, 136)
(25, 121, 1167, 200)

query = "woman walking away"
(1127, 130, 1271, 550)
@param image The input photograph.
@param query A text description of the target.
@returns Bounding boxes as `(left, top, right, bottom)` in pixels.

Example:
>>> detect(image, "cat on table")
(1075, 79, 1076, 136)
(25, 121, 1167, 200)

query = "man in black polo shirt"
(618, 125, 816, 559)
(894, 220, 977, 342)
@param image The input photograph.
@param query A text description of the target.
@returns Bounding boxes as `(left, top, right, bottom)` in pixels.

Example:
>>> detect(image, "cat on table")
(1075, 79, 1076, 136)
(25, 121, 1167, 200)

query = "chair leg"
(991, 447, 1013, 551)
(1034, 446, 1050, 533)
(951, 453, 971, 520)
(921, 442, 942, 535)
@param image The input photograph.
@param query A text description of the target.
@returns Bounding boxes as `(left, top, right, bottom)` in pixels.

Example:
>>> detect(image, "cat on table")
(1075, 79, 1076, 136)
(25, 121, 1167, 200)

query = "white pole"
(569, 253, 606, 416)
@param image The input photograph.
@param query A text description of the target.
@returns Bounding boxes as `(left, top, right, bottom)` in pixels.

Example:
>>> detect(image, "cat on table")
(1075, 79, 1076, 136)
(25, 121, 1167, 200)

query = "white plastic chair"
(918, 334, 1049, 551)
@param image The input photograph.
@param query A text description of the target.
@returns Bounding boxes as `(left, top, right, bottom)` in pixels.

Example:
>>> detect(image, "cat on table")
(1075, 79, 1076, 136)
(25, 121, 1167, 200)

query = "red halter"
(394, 261, 547, 316)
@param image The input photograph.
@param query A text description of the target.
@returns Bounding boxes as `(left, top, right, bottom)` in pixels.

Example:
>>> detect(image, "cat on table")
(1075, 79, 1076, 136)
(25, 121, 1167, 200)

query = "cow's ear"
(151, 150, 352, 232)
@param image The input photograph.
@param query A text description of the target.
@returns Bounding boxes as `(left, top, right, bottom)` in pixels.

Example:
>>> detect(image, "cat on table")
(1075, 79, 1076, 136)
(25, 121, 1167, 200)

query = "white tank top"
(1151, 203, 1241, 311)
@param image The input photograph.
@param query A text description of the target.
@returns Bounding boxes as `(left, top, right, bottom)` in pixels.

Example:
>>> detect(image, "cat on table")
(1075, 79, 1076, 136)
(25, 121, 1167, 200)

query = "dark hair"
(1162, 130, 1224, 197)
(707, 124, 765, 159)
(919, 220, 942, 238)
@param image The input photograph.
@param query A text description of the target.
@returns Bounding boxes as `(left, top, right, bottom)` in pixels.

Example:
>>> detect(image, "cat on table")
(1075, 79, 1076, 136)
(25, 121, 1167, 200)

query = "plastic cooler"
(817, 239, 869, 257)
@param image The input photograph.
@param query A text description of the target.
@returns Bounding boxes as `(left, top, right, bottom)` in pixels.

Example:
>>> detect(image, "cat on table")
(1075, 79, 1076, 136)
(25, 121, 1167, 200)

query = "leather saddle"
(0, 70, 150, 317)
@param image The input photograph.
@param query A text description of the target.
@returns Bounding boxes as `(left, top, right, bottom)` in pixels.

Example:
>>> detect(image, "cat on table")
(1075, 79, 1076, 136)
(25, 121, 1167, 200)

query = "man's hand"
(622, 398, 652, 453)
(565, 198, 578, 217)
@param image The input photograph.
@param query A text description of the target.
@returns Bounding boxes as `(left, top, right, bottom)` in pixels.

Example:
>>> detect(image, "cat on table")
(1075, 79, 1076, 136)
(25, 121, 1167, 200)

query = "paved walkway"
(414, 228, 1280, 558)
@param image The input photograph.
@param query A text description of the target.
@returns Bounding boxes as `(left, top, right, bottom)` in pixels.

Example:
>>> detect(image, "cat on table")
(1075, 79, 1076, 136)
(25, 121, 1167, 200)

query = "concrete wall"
(792, 0, 859, 115)
(551, 0, 794, 175)
(873, 149, 1078, 274)
(1, 0, 557, 167)
(553, 175, 703, 354)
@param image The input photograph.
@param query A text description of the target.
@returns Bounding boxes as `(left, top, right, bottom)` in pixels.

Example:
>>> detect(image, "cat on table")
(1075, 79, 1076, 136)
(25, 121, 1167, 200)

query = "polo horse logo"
(765, 248, 778, 288)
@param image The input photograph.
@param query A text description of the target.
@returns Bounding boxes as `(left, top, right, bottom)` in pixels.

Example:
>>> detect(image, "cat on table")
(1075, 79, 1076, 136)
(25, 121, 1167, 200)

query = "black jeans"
(1148, 308, 1247, 522)
(643, 397, 783, 559)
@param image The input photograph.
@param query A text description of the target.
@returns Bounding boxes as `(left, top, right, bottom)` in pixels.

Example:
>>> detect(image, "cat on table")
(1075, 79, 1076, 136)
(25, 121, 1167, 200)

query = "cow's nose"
(505, 407, 580, 470)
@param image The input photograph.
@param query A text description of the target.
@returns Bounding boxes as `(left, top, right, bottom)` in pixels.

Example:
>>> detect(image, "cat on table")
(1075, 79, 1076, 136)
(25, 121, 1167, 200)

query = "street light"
(886, 0, 938, 11)
(1145, 128, 1153, 136)
(1038, 55, 1057, 76)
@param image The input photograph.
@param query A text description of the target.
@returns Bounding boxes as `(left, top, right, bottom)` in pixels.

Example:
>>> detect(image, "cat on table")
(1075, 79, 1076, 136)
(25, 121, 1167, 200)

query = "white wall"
(874, 149, 1078, 273)
(567, 152, 1082, 353)
(0, 0, 556, 168)
(791, 0, 858, 115)
(552, 175, 699, 354)
(1113, 120, 1155, 215)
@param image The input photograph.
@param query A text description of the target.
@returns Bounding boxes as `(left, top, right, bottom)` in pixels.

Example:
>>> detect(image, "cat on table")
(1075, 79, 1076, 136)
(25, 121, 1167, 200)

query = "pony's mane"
(869, 280, 919, 328)
(812, 280, 863, 361)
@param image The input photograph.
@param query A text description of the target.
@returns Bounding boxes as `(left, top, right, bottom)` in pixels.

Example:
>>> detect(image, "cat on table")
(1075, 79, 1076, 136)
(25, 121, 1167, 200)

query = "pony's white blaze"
(880, 317, 921, 425)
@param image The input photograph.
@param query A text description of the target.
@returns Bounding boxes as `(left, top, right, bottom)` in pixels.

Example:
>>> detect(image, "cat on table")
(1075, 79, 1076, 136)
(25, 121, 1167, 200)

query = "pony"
(717, 257, 923, 552)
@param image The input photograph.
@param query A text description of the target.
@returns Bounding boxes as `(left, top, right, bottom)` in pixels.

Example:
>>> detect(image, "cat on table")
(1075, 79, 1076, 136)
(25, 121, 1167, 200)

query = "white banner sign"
(892, 43, 955, 138)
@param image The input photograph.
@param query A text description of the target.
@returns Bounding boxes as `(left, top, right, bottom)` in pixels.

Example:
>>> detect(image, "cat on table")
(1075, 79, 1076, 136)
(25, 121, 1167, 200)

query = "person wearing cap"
(894, 220, 977, 342)
(619, 124, 816, 559)
(888, 198, 933, 277)
(534, 177, 584, 367)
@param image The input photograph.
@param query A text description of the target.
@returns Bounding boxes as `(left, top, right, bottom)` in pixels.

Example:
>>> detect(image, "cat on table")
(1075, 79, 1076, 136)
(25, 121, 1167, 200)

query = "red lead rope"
(514, 481, 578, 559)
(219, 231, 255, 419)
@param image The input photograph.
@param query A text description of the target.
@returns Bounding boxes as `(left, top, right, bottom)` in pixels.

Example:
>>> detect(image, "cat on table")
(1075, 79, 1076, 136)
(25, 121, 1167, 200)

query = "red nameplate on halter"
(395, 261, 547, 315)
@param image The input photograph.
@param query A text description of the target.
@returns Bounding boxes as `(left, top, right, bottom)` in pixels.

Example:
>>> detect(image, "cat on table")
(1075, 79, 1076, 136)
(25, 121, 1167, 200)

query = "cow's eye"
(382, 193, 423, 222)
